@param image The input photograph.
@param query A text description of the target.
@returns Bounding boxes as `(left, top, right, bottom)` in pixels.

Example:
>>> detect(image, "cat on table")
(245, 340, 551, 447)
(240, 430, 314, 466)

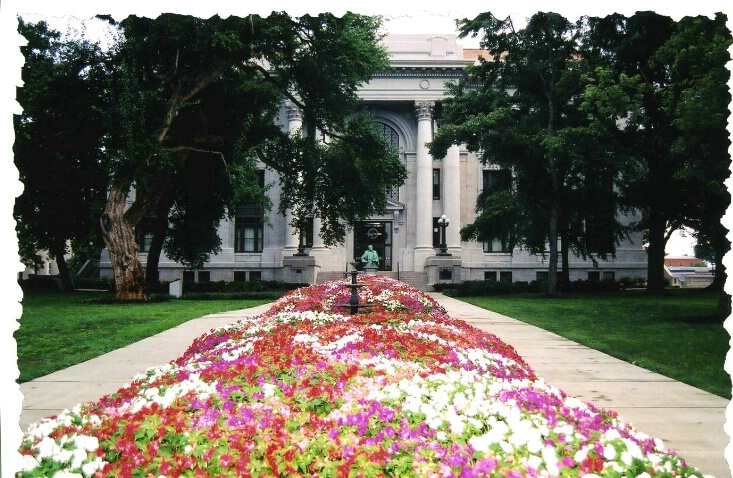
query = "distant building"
(100, 34, 648, 289)
(664, 255, 713, 288)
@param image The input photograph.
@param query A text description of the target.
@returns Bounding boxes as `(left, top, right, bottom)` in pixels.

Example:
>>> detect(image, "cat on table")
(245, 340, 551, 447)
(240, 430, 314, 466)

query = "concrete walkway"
(19, 295, 730, 477)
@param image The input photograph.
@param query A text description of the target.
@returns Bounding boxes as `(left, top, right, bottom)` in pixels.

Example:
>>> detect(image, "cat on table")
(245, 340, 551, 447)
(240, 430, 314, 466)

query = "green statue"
(361, 245, 379, 266)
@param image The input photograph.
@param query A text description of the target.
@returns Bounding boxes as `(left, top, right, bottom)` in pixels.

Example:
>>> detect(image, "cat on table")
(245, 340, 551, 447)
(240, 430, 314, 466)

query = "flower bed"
(18, 276, 705, 477)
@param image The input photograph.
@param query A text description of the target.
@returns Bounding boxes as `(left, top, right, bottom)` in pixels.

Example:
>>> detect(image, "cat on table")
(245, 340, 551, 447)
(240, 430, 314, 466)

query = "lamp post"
(437, 215, 451, 256)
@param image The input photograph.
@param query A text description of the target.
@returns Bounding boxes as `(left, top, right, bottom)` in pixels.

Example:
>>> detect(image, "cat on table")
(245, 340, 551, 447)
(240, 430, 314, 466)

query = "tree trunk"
(713, 246, 730, 319)
(559, 230, 570, 286)
(101, 183, 147, 301)
(547, 203, 559, 297)
(49, 243, 74, 292)
(144, 231, 164, 291)
(145, 186, 176, 291)
(546, 159, 560, 297)
(645, 209, 667, 294)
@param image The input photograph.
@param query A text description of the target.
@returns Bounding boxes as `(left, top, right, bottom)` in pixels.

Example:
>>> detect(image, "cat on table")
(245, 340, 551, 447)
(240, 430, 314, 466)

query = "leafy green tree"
(431, 12, 632, 296)
(14, 18, 108, 290)
(95, 12, 404, 300)
(657, 14, 731, 315)
(581, 12, 730, 299)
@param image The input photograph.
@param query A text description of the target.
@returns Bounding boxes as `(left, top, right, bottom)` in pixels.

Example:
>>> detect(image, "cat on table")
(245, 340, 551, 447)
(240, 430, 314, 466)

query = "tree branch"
(161, 145, 232, 182)
(158, 70, 223, 143)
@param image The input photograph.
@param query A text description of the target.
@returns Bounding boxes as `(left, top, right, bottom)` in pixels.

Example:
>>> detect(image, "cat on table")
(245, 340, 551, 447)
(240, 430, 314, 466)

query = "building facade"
(100, 34, 648, 288)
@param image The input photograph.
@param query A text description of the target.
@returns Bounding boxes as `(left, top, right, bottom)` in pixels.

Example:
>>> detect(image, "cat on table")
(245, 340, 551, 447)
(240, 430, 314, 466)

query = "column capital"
(285, 101, 303, 122)
(414, 101, 435, 120)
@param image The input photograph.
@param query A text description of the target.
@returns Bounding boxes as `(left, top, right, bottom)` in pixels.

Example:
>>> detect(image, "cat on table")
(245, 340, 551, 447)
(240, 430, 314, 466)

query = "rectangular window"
(249, 271, 262, 281)
(235, 217, 264, 252)
(482, 169, 511, 193)
(484, 271, 497, 281)
(433, 169, 441, 200)
(499, 271, 513, 282)
(483, 238, 509, 253)
(183, 270, 195, 283)
(303, 217, 314, 249)
(234, 169, 266, 253)
(136, 232, 153, 253)
(233, 271, 247, 282)
(588, 271, 601, 282)
(536, 271, 549, 282)
(433, 217, 441, 248)
(198, 271, 210, 283)
(602, 271, 615, 281)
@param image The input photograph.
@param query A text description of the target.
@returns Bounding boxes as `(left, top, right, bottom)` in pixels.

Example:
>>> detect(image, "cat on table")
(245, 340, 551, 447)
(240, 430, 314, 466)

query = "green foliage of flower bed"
(17, 277, 708, 477)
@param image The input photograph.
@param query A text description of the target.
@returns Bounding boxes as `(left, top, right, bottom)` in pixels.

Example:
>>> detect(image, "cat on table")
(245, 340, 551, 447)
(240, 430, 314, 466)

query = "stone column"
(284, 101, 302, 253)
(443, 144, 461, 253)
(414, 101, 435, 269)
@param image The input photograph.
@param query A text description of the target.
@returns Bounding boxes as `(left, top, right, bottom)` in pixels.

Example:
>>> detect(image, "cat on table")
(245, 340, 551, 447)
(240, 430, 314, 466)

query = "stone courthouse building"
(100, 34, 648, 289)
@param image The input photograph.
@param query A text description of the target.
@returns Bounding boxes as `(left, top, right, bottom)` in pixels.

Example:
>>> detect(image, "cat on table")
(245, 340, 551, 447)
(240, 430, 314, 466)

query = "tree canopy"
(431, 12, 634, 296)
(432, 10, 730, 300)
(14, 18, 109, 290)
(17, 12, 406, 299)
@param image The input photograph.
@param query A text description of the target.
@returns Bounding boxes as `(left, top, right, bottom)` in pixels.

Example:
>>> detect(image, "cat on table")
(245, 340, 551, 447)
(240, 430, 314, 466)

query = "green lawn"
(458, 289, 731, 398)
(14, 289, 272, 383)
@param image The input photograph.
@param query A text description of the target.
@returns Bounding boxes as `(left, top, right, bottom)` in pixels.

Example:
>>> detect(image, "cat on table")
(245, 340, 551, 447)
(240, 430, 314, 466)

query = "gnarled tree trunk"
(101, 183, 147, 301)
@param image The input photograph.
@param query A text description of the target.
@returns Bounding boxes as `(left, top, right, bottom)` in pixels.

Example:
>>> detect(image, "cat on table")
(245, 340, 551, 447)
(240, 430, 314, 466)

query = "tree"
(431, 12, 632, 296)
(581, 12, 731, 298)
(14, 18, 108, 290)
(657, 14, 731, 316)
(95, 12, 405, 300)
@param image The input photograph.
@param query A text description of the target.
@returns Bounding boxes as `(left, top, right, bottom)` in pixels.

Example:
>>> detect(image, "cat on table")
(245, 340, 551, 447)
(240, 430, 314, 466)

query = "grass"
(14, 289, 273, 383)
(458, 288, 731, 399)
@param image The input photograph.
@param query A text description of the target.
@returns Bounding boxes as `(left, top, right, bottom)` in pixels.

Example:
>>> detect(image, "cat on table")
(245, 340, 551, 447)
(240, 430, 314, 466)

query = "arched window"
(378, 122, 401, 201)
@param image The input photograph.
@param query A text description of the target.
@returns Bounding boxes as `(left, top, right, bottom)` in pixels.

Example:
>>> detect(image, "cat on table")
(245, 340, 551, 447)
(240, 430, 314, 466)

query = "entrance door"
(353, 221, 392, 271)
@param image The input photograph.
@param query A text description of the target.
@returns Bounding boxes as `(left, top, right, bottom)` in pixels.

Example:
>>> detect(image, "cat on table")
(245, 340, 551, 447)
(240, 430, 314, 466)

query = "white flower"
(36, 436, 62, 460)
(72, 435, 99, 453)
(53, 471, 83, 478)
(436, 431, 447, 441)
(468, 434, 489, 453)
(20, 454, 39, 472)
(81, 458, 106, 477)
(499, 440, 514, 454)
(449, 418, 465, 435)
(262, 383, 277, 398)
(526, 455, 542, 470)
(542, 445, 560, 475)
(428, 417, 443, 430)
(70, 447, 88, 469)
(574, 447, 589, 463)
(604, 443, 617, 460)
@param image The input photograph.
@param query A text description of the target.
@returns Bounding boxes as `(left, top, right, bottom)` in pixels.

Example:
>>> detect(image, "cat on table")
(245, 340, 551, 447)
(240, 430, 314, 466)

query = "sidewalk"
(19, 295, 730, 477)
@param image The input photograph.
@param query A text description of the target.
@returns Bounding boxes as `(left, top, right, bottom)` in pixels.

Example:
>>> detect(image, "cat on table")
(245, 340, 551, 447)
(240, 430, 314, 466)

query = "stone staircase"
(315, 270, 429, 291)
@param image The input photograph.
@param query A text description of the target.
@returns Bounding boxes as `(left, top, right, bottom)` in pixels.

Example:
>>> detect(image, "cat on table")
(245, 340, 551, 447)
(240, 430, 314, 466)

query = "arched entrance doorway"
(353, 221, 392, 271)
